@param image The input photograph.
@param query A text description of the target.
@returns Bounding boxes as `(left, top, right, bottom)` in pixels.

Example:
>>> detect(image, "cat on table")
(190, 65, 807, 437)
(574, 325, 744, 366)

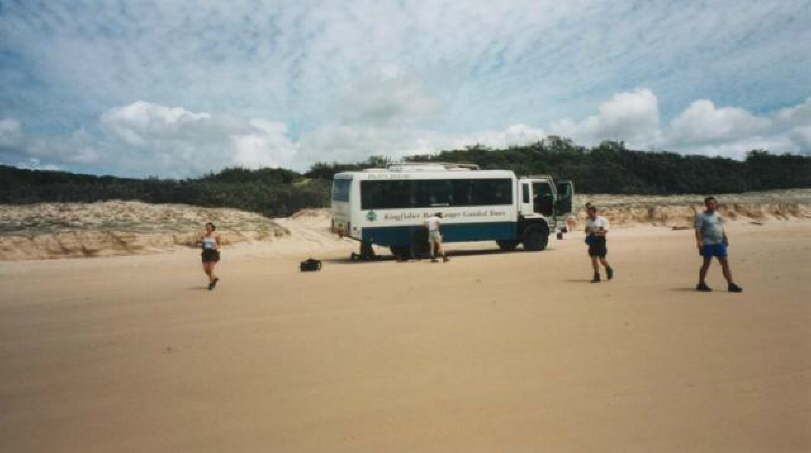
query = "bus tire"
(522, 224, 549, 251)
(390, 245, 410, 259)
(496, 240, 520, 251)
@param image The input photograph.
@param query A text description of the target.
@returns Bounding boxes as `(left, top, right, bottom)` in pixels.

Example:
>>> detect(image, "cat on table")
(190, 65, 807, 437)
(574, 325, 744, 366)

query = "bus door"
(555, 179, 575, 217)
(532, 181, 556, 218)
(518, 181, 533, 217)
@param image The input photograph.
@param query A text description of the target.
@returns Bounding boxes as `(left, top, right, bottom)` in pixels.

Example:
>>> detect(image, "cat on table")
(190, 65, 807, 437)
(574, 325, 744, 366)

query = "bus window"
(532, 182, 554, 216)
(361, 178, 513, 210)
(473, 179, 512, 205)
(361, 180, 410, 209)
(414, 180, 452, 207)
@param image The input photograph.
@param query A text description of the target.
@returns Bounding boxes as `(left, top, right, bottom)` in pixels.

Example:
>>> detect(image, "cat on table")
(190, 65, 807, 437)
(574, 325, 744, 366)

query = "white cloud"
(26, 129, 101, 165)
(3, 90, 811, 176)
(295, 122, 547, 168)
(232, 119, 297, 169)
(100, 101, 213, 146)
(0, 118, 23, 147)
(789, 126, 811, 150)
(667, 99, 771, 145)
(457, 124, 546, 149)
(2, 102, 298, 176)
(549, 89, 660, 147)
(541, 89, 811, 158)
(2, 1, 809, 172)
(776, 98, 811, 126)
(336, 70, 443, 127)
(14, 158, 61, 171)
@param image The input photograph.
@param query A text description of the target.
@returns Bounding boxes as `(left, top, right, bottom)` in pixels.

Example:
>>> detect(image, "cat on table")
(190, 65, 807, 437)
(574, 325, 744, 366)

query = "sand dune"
(0, 201, 288, 260)
(578, 189, 811, 227)
(1, 190, 809, 261)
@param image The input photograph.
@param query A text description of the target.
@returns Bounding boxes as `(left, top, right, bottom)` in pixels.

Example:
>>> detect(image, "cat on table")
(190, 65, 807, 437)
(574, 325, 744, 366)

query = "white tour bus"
(330, 162, 575, 259)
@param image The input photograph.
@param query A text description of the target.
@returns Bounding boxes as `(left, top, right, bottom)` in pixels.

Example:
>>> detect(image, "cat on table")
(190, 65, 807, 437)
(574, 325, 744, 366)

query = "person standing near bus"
(585, 205, 613, 283)
(695, 196, 743, 292)
(425, 212, 449, 263)
(199, 222, 221, 290)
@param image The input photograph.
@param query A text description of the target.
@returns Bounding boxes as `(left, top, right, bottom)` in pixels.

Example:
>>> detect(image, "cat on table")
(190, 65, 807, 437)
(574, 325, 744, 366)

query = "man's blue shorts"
(701, 243, 728, 258)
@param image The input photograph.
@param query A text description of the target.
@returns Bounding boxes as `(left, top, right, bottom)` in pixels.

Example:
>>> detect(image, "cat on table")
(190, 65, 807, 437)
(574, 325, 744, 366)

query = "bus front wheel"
(522, 224, 549, 251)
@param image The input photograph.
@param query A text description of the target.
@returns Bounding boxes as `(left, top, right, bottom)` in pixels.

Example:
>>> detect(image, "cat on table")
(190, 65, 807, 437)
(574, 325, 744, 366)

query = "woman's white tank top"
(202, 236, 217, 250)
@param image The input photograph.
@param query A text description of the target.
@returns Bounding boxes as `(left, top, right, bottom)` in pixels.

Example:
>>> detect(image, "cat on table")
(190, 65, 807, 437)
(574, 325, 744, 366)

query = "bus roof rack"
(525, 174, 554, 180)
(386, 162, 480, 171)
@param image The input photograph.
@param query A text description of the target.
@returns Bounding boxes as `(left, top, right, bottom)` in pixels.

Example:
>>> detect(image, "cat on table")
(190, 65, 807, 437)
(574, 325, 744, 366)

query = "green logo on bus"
(367, 211, 377, 222)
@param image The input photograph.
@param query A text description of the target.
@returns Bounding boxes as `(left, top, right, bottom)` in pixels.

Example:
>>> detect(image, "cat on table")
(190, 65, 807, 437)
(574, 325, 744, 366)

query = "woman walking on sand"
(199, 222, 221, 290)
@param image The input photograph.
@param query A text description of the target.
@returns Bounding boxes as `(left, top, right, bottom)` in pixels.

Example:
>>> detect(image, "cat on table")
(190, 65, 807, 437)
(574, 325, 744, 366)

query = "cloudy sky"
(1, 0, 810, 177)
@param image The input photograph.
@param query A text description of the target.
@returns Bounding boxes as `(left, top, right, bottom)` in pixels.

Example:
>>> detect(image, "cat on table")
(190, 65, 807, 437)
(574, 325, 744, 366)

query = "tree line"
(1, 138, 809, 217)
(0, 166, 329, 218)
(310, 139, 811, 194)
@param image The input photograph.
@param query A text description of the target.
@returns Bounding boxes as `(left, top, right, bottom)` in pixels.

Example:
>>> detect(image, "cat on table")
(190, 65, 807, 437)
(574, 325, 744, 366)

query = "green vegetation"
(310, 139, 810, 194)
(0, 166, 328, 217)
(1, 139, 809, 217)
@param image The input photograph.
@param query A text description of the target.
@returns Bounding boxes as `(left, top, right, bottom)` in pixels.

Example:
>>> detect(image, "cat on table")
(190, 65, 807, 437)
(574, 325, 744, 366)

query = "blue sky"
(1, 0, 810, 177)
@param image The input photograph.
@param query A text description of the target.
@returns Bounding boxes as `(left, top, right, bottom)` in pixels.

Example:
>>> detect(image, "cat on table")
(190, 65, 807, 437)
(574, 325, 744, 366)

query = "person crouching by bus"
(425, 212, 449, 263)
(565, 215, 577, 236)
(585, 206, 613, 283)
(199, 222, 221, 290)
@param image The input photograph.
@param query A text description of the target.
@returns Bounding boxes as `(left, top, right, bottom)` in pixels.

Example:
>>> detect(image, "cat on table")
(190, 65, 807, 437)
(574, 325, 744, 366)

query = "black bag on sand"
(300, 258, 322, 272)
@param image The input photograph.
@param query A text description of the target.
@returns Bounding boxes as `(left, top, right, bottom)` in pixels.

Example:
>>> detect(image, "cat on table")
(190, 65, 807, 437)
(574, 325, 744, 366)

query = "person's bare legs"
(590, 255, 601, 282)
(209, 262, 218, 284)
(719, 257, 742, 292)
(203, 262, 213, 283)
(699, 256, 712, 285)
(203, 261, 218, 289)
(718, 257, 734, 284)
(438, 240, 448, 262)
(599, 257, 613, 279)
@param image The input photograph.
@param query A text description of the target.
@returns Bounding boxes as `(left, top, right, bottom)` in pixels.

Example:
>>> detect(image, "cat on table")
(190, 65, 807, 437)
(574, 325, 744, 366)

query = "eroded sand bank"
(1, 190, 809, 261)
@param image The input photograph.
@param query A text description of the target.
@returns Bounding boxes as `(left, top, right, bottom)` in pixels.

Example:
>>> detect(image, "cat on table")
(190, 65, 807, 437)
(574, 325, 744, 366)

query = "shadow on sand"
(322, 247, 547, 265)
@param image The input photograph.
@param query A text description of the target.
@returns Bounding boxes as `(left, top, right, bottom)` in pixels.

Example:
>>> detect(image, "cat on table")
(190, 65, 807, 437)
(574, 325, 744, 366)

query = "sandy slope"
(0, 220, 809, 452)
(0, 201, 289, 260)
(2, 190, 809, 261)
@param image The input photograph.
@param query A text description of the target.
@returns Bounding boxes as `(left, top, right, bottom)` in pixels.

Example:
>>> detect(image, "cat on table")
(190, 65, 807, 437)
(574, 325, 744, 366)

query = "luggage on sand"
(300, 258, 322, 272)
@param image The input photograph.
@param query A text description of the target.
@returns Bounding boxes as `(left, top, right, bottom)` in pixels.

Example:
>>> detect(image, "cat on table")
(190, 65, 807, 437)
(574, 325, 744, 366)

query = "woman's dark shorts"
(588, 236, 607, 258)
(201, 249, 220, 263)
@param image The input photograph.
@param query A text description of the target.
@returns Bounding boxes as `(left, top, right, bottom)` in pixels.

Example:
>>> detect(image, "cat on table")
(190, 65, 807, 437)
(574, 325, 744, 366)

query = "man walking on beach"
(425, 212, 449, 263)
(695, 196, 743, 292)
(585, 205, 613, 283)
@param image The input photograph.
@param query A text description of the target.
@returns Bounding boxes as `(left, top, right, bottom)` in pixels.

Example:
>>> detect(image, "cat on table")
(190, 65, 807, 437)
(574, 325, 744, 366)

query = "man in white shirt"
(585, 205, 613, 283)
(695, 196, 742, 292)
(425, 212, 449, 263)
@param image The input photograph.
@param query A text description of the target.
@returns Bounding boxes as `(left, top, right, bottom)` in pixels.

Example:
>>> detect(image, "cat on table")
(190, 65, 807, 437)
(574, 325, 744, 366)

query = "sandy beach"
(1, 220, 809, 452)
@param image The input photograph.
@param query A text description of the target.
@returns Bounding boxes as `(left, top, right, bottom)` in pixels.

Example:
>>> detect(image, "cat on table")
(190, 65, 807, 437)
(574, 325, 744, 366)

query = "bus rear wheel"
(496, 240, 520, 251)
(390, 245, 410, 259)
(522, 224, 549, 251)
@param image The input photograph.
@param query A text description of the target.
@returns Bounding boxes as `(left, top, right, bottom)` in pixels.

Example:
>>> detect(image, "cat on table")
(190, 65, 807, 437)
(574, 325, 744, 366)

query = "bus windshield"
(332, 178, 351, 202)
